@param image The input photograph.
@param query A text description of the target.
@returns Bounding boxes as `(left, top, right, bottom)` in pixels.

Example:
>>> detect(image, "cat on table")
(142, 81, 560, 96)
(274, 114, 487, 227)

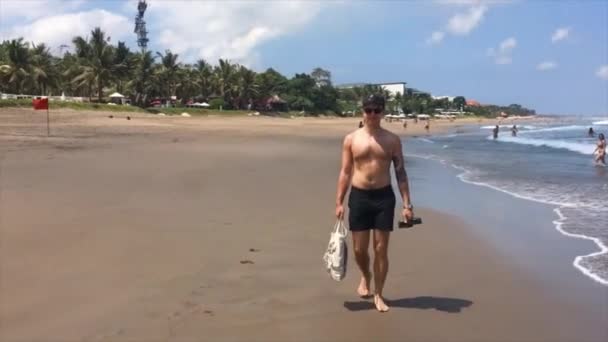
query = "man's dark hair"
(362, 94, 385, 109)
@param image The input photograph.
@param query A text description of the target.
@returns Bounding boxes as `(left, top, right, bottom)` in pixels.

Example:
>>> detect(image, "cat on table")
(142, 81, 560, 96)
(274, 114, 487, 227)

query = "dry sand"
(0, 108, 605, 341)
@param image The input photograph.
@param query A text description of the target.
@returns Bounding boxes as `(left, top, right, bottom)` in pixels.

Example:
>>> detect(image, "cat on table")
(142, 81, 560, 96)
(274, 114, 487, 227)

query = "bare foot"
(357, 275, 372, 298)
(374, 294, 390, 312)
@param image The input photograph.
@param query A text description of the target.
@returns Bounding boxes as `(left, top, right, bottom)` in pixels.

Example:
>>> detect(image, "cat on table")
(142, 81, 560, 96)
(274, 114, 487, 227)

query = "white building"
(378, 82, 406, 98)
(336, 81, 408, 99)
(432, 95, 455, 101)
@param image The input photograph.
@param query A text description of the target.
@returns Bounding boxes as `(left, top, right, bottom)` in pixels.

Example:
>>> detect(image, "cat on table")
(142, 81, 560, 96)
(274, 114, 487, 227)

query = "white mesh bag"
(323, 219, 348, 281)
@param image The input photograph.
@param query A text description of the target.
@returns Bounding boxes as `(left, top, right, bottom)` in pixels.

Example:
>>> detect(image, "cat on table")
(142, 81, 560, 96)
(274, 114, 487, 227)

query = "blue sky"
(1, 0, 606, 115)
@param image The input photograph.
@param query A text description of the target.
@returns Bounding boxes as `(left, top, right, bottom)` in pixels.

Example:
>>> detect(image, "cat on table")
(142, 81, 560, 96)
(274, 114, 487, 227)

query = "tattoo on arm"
(392, 155, 408, 184)
(393, 140, 412, 206)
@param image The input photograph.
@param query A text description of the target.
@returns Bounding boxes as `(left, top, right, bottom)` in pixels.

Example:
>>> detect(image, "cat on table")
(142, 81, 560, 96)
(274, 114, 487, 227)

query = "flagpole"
(46, 107, 50, 137)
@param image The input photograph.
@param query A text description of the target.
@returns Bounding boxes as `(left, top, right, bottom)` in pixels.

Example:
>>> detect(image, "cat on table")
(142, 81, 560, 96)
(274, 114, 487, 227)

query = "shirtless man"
(335, 94, 414, 312)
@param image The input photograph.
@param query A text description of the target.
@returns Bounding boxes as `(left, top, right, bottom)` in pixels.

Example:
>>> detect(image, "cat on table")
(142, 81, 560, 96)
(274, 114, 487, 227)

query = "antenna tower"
(134, 0, 149, 52)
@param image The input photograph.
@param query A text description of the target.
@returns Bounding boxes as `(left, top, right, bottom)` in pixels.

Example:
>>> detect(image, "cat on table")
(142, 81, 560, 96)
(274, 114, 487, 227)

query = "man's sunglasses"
(364, 108, 383, 114)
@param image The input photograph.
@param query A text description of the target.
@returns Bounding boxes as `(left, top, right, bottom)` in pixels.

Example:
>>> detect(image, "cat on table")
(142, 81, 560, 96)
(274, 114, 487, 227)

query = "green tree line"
(1, 27, 535, 117)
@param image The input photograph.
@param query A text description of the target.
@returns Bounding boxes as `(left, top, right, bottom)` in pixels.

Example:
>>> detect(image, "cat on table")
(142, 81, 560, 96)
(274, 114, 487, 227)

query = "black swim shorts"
(348, 185, 396, 231)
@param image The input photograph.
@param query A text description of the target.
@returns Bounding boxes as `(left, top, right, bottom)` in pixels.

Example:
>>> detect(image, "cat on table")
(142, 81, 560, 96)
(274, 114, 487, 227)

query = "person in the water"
(593, 133, 606, 165)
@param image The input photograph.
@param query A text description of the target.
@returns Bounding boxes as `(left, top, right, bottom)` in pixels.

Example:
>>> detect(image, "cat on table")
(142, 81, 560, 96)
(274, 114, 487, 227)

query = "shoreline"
(1, 108, 605, 341)
(412, 152, 608, 287)
(458, 163, 608, 286)
(404, 152, 607, 321)
(553, 207, 608, 286)
(403, 121, 608, 287)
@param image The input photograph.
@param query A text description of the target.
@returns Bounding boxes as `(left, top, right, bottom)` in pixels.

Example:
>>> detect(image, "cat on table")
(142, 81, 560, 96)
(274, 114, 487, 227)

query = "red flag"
(32, 98, 48, 110)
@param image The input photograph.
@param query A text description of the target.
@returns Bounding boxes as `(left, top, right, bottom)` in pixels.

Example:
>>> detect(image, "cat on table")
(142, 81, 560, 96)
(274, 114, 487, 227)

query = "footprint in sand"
(182, 300, 199, 310)
(249, 248, 260, 252)
(168, 301, 208, 326)
(191, 289, 204, 296)
(240, 259, 255, 264)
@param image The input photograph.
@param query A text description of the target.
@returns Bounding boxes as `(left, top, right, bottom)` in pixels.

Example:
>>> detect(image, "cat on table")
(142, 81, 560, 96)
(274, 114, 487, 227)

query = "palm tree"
(236, 66, 258, 109)
(175, 64, 198, 103)
(67, 36, 94, 99)
(393, 92, 403, 113)
(254, 68, 287, 105)
(382, 89, 391, 102)
(0, 38, 31, 94)
(311, 67, 331, 87)
(29, 43, 56, 95)
(127, 50, 156, 106)
(214, 59, 236, 106)
(453, 96, 466, 112)
(195, 59, 212, 100)
(71, 27, 115, 102)
(156, 50, 180, 98)
(112, 41, 134, 94)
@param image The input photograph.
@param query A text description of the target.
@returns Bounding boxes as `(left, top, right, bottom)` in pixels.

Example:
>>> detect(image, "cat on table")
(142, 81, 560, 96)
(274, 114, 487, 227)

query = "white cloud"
(428, 0, 514, 45)
(0, 10, 131, 54)
(500, 37, 517, 50)
(537, 61, 558, 71)
(597, 65, 608, 80)
(426, 31, 445, 45)
(0, 0, 85, 22)
(446, 5, 488, 35)
(427, 2, 489, 46)
(142, 1, 331, 66)
(487, 37, 516, 64)
(1, 0, 331, 66)
(551, 27, 570, 43)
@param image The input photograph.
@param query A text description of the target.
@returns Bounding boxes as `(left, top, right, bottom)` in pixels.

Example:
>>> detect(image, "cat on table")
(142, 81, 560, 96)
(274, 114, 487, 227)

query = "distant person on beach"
(511, 125, 518, 137)
(335, 94, 414, 312)
(403, 120, 407, 129)
(359, 121, 364, 128)
(493, 125, 499, 139)
(588, 127, 595, 137)
(424, 121, 430, 132)
(593, 133, 606, 165)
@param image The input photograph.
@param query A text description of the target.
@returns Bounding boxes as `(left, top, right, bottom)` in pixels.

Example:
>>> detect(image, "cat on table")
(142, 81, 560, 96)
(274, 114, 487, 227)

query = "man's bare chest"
(352, 138, 392, 161)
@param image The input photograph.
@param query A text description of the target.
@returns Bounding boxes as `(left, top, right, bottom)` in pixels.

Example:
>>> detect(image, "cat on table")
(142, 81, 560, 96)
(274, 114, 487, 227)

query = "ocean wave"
(552, 208, 608, 286)
(408, 153, 445, 163)
(593, 120, 608, 125)
(481, 125, 537, 130)
(440, 132, 481, 138)
(412, 154, 608, 285)
(489, 136, 595, 155)
(454, 166, 581, 208)
(409, 133, 608, 286)
(521, 125, 588, 134)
